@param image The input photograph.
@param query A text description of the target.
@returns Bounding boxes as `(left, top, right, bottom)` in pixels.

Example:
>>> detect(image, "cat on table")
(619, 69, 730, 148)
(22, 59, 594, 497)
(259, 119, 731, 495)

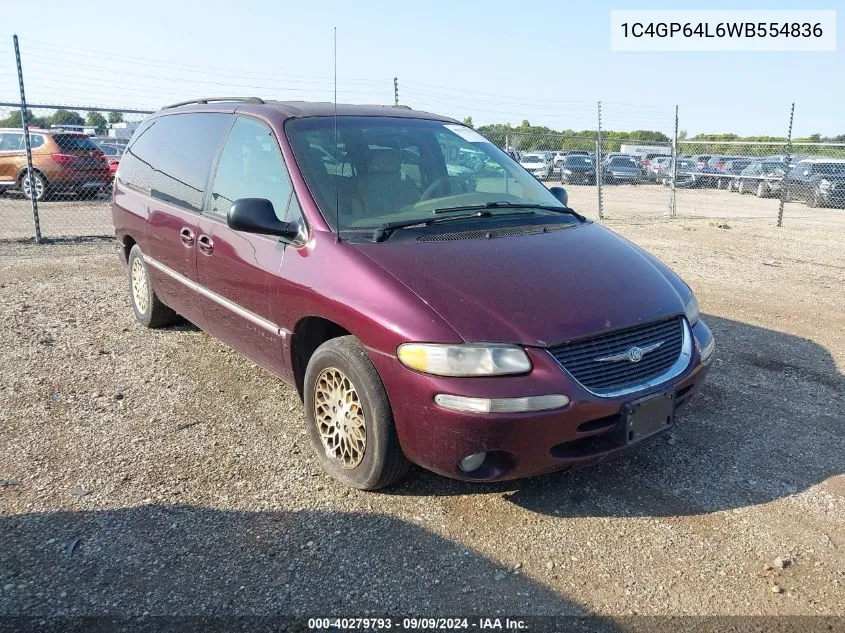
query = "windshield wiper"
(434, 200, 586, 221)
(372, 210, 535, 243)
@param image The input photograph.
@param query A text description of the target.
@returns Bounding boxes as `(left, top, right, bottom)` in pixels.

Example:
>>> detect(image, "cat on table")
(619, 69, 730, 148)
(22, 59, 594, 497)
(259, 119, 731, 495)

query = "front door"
(196, 115, 297, 376)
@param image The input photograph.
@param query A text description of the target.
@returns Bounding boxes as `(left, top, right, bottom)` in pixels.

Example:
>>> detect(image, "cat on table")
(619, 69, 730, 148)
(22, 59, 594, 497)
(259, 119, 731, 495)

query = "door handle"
(197, 234, 214, 255)
(179, 227, 195, 247)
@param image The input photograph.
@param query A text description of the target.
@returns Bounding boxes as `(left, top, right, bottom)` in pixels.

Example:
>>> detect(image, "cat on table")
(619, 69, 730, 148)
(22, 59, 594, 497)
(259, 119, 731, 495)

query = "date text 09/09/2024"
(620, 22, 823, 38)
(307, 617, 529, 630)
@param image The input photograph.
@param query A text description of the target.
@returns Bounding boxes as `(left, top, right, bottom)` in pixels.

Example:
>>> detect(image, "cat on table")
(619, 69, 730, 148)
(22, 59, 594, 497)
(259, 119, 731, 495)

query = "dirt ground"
(0, 213, 843, 621)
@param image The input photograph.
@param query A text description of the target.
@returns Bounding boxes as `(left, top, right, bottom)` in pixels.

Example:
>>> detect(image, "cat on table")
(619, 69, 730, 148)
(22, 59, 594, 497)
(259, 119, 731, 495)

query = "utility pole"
(13, 34, 41, 243)
(393, 77, 399, 107)
(777, 102, 795, 228)
(596, 101, 603, 220)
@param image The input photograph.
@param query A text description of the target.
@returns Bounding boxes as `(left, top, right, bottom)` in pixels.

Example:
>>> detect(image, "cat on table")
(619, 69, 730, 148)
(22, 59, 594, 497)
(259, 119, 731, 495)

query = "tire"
(808, 188, 823, 208)
(738, 180, 746, 195)
(127, 245, 178, 328)
(19, 170, 48, 202)
(304, 336, 410, 490)
(756, 181, 767, 198)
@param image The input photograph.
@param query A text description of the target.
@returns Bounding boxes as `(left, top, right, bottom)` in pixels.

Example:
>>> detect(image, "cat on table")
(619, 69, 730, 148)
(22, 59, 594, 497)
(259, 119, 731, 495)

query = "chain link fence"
(2, 36, 844, 242)
(0, 103, 150, 241)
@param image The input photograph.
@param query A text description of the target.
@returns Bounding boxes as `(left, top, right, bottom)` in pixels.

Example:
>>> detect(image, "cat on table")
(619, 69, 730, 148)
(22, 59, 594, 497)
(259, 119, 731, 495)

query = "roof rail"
(162, 97, 265, 110)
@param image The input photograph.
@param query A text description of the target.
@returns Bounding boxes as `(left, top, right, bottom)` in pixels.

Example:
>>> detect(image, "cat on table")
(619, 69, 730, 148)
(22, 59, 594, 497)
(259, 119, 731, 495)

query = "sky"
(0, 0, 841, 137)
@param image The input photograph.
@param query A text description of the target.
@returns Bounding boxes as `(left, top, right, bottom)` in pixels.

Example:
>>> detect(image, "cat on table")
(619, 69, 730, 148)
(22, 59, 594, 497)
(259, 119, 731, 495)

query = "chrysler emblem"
(594, 340, 664, 363)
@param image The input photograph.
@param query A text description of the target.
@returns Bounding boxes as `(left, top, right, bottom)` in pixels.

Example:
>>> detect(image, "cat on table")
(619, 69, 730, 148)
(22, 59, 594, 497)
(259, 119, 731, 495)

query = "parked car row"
(654, 154, 845, 208)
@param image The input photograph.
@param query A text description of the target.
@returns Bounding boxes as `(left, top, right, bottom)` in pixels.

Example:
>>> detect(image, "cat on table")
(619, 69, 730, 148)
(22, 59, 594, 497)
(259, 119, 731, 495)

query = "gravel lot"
(0, 214, 843, 621)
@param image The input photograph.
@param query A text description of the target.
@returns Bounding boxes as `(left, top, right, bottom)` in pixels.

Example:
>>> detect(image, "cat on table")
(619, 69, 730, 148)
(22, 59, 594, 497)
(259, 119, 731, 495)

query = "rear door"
(196, 115, 299, 376)
(786, 162, 810, 201)
(116, 112, 232, 326)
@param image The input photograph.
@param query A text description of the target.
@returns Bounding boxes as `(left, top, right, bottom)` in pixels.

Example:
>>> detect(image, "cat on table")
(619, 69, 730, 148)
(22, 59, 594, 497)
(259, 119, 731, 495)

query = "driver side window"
(209, 117, 293, 220)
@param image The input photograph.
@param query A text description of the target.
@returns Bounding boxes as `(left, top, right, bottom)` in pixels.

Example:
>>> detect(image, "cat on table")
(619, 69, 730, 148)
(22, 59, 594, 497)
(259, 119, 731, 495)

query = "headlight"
(397, 343, 531, 376)
(684, 294, 700, 326)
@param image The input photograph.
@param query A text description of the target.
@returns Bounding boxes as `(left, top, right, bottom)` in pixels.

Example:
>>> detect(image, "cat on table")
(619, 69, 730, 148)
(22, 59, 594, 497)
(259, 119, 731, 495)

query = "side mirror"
(549, 186, 569, 207)
(228, 198, 298, 238)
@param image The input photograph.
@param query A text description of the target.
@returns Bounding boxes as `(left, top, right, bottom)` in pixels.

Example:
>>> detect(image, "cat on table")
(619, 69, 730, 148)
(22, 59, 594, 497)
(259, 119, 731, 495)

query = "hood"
(521, 162, 546, 169)
(351, 223, 686, 346)
(564, 164, 595, 173)
(609, 165, 641, 174)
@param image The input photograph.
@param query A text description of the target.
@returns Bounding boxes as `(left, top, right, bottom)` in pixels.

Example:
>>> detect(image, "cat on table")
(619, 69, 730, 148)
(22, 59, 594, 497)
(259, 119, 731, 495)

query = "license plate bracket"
(615, 391, 675, 444)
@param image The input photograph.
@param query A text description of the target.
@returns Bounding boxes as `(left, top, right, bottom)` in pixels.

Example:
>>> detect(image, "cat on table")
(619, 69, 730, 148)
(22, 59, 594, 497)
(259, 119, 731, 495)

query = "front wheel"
(756, 182, 767, 198)
(127, 245, 178, 328)
(304, 336, 410, 490)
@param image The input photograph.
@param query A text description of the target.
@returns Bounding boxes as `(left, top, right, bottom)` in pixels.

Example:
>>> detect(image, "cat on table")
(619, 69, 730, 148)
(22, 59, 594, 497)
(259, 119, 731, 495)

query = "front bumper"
(369, 319, 714, 481)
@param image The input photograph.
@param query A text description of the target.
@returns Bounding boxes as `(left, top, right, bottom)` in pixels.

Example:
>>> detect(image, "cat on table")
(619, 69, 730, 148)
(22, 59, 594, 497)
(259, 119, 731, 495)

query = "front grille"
(417, 223, 575, 242)
(548, 316, 684, 394)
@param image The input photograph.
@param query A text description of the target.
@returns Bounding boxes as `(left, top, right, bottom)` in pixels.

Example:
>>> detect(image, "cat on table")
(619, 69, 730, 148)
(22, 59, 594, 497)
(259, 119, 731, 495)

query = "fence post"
(670, 104, 678, 218)
(393, 77, 399, 107)
(596, 101, 603, 220)
(776, 102, 795, 228)
(13, 34, 42, 244)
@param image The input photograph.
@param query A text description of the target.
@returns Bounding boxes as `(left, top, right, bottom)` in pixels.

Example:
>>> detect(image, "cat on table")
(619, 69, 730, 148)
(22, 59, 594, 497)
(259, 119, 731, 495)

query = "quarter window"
(118, 113, 232, 211)
(209, 117, 293, 220)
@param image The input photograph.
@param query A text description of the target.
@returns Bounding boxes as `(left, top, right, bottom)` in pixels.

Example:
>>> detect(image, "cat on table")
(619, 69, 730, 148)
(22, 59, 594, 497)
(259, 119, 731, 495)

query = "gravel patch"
(0, 216, 843, 618)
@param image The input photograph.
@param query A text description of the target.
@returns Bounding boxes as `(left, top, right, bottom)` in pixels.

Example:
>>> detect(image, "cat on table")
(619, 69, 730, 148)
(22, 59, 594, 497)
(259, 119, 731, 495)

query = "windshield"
(285, 117, 567, 232)
(816, 162, 845, 176)
(53, 134, 102, 152)
(522, 155, 544, 163)
(565, 156, 594, 167)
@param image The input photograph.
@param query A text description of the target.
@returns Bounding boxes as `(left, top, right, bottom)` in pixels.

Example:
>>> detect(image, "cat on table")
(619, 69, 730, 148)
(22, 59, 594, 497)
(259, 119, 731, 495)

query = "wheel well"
(17, 166, 46, 184)
(291, 317, 351, 399)
(120, 235, 137, 264)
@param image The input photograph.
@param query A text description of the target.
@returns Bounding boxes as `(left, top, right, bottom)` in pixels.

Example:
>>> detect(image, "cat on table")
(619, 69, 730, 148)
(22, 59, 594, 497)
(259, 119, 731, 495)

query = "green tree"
(48, 109, 84, 128)
(462, 116, 473, 128)
(108, 111, 124, 124)
(0, 109, 48, 128)
(86, 111, 108, 135)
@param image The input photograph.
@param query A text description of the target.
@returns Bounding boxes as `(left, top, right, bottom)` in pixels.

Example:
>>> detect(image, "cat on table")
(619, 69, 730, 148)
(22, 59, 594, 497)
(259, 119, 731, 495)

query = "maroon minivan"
(112, 98, 714, 490)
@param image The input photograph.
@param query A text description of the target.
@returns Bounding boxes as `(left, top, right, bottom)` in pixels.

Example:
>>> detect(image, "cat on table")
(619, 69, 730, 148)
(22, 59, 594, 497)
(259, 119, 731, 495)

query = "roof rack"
(162, 97, 265, 109)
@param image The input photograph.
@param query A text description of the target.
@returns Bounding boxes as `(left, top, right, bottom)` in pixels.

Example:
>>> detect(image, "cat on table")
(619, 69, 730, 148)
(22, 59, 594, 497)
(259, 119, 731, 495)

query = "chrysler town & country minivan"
(112, 98, 714, 490)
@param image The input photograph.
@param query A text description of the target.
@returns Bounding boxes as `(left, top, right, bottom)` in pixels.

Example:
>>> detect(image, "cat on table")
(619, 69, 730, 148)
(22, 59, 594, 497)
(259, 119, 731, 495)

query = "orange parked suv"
(0, 128, 112, 201)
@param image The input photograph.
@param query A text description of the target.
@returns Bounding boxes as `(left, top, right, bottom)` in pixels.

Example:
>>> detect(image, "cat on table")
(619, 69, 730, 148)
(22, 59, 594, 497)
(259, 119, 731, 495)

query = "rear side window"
(53, 135, 102, 152)
(209, 116, 293, 220)
(30, 134, 45, 149)
(118, 113, 232, 211)
(0, 133, 23, 151)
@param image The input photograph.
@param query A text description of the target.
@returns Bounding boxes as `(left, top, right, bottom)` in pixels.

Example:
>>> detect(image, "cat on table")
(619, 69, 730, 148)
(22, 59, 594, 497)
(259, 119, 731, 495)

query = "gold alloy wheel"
(314, 367, 366, 469)
(131, 257, 149, 314)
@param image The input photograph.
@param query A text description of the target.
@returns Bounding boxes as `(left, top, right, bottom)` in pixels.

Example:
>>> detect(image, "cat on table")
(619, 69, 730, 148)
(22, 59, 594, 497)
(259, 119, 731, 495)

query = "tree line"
(462, 117, 845, 153)
(0, 108, 125, 135)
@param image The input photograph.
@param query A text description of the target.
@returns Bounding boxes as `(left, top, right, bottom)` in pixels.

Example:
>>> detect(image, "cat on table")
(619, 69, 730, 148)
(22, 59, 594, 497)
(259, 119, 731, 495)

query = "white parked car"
(519, 153, 551, 180)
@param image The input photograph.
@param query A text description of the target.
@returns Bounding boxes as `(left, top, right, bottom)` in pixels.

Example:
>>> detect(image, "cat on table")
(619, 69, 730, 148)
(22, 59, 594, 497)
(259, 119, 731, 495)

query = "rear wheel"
(127, 245, 178, 328)
(756, 181, 767, 198)
(738, 180, 746, 195)
(808, 188, 823, 208)
(19, 170, 48, 202)
(304, 336, 410, 490)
